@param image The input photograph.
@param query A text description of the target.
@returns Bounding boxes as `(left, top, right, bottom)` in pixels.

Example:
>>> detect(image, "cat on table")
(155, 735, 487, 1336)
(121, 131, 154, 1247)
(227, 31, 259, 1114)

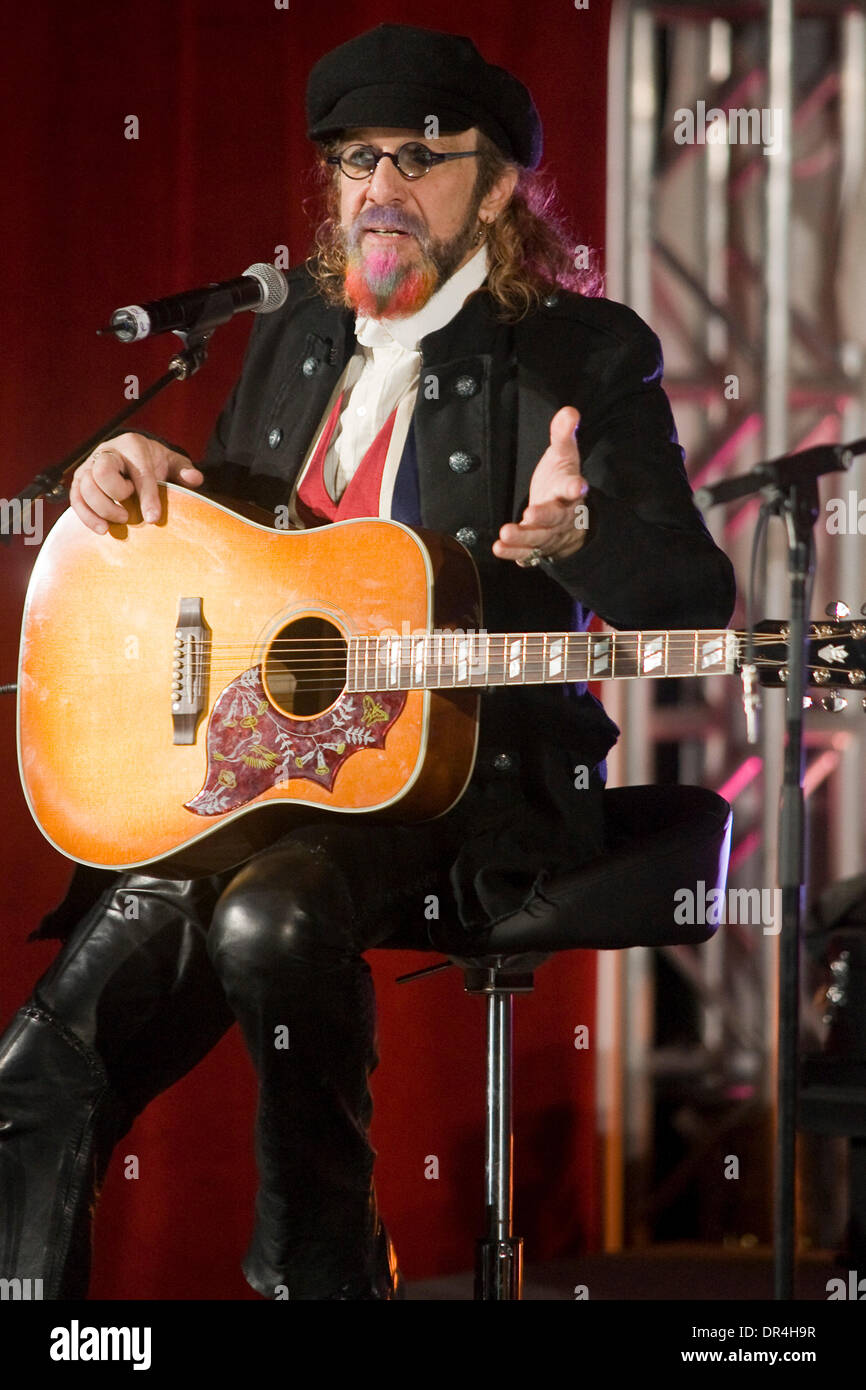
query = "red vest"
(294, 390, 400, 526)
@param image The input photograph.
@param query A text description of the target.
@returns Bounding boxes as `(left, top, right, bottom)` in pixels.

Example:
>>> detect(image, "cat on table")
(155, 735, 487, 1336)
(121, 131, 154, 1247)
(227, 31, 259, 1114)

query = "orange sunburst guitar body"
(20, 482, 861, 878)
(17, 484, 481, 876)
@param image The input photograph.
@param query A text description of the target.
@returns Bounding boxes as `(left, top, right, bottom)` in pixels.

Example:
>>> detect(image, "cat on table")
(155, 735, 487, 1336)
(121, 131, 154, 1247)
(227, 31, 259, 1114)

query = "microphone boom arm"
(7, 331, 210, 512)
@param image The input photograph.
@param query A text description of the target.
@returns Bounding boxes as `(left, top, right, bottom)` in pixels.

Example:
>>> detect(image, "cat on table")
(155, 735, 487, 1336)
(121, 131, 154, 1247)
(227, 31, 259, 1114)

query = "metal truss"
(599, 0, 866, 1251)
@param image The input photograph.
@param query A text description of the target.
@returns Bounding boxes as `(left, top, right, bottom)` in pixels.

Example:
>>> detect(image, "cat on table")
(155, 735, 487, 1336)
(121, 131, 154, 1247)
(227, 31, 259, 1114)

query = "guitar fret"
(483, 636, 505, 686)
(589, 633, 613, 679)
(468, 632, 487, 687)
(438, 633, 453, 688)
(413, 635, 425, 688)
(700, 632, 728, 672)
(455, 633, 469, 685)
(566, 633, 588, 682)
(625, 634, 637, 676)
(525, 634, 544, 684)
(504, 635, 523, 683)
(641, 633, 666, 676)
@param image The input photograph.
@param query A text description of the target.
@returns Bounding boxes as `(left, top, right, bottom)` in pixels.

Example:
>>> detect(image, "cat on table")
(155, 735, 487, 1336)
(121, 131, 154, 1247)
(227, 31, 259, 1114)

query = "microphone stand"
(7, 330, 211, 511)
(697, 437, 866, 1301)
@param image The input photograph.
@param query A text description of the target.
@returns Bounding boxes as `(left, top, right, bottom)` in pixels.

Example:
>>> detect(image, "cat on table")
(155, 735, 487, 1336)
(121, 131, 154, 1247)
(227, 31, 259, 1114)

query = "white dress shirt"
(290, 246, 489, 520)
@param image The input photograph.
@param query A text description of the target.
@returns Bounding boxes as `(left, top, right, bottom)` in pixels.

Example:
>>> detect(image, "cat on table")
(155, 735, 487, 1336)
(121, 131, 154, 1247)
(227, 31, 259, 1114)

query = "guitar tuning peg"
(820, 693, 848, 713)
(825, 601, 851, 620)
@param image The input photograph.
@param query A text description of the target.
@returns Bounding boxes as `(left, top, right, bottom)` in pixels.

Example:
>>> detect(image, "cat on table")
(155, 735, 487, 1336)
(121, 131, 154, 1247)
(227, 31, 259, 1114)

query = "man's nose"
(364, 153, 408, 200)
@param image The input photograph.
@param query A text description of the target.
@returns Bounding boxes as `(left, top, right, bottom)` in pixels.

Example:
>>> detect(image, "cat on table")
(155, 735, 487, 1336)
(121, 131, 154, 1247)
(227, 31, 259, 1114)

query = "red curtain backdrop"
(0, 0, 610, 1297)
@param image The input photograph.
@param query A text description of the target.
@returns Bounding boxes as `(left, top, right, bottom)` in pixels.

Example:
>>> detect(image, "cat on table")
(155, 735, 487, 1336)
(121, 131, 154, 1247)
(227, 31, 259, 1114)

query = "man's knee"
(207, 843, 357, 978)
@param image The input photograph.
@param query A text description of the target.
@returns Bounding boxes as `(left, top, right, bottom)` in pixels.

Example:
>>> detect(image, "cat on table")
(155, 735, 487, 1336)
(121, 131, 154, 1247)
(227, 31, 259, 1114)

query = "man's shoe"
(327, 1221, 405, 1300)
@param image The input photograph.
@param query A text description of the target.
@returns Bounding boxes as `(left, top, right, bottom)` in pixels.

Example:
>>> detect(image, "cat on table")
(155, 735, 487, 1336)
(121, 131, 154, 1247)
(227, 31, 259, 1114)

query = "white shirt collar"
(355, 245, 489, 352)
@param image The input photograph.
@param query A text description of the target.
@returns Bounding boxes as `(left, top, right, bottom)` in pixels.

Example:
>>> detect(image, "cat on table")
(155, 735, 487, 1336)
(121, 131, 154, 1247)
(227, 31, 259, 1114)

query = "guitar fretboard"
(344, 630, 740, 693)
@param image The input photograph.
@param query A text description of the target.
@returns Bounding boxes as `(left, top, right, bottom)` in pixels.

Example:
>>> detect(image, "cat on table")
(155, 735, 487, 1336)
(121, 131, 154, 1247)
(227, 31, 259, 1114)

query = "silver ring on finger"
(89, 445, 118, 465)
(517, 546, 545, 568)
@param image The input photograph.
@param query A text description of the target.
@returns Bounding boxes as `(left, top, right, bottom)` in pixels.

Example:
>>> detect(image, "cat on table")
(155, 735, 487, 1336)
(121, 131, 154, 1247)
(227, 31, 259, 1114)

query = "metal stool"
(382, 784, 733, 1300)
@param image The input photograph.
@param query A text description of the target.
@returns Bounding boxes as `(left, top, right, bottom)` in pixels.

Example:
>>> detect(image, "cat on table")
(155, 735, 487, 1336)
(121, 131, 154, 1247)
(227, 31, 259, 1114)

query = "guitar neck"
(344, 629, 741, 693)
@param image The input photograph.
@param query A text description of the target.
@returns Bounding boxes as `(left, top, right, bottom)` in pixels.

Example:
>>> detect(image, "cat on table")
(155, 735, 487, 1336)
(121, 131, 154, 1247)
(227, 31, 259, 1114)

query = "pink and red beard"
(343, 237, 439, 318)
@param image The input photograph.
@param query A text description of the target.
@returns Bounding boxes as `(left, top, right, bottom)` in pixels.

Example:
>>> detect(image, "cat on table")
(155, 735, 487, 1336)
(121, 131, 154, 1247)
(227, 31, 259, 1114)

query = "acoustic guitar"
(16, 483, 866, 875)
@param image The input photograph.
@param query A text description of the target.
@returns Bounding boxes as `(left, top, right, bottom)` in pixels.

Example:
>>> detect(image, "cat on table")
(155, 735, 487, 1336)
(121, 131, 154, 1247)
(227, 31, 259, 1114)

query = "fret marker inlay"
(643, 636, 664, 674)
(701, 637, 724, 670)
(592, 636, 611, 677)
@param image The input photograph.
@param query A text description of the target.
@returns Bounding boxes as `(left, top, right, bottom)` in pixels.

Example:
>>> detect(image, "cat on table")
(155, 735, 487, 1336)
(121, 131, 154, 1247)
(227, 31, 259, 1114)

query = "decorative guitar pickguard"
(186, 666, 406, 816)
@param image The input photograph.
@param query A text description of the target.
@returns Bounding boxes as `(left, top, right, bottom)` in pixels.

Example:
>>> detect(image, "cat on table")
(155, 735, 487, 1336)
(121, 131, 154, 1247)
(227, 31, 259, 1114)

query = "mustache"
(347, 206, 429, 244)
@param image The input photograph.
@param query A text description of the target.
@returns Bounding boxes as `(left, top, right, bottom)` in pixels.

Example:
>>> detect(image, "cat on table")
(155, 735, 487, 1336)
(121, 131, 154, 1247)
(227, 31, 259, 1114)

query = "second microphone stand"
(700, 438, 866, 1300)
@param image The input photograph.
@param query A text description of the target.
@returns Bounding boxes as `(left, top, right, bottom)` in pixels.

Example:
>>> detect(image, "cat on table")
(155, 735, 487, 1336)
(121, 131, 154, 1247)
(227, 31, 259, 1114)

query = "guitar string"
(170, 642, 853, 675)
(179, 632, 790, 648)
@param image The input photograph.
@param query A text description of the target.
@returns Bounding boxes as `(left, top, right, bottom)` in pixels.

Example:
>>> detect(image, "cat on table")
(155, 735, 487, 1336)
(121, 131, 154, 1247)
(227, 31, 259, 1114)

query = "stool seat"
(382, 784, 732, 957)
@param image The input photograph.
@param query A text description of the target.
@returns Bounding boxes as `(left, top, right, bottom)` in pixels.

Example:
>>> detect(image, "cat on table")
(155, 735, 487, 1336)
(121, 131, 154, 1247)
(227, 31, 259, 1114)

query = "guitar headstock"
(753, 609, 866, 710)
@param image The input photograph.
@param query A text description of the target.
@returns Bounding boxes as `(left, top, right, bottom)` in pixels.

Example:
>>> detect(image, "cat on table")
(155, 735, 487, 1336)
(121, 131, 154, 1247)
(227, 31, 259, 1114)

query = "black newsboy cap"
(306, 23, 542, 169)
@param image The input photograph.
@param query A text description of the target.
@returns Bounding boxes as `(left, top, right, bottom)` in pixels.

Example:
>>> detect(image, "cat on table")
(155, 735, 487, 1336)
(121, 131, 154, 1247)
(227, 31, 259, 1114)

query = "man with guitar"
(0, 24, 736, 1299)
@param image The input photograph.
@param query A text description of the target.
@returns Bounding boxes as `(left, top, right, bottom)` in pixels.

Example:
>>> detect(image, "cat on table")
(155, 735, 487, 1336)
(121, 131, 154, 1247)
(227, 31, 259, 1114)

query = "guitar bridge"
(172, 597, 209, 744)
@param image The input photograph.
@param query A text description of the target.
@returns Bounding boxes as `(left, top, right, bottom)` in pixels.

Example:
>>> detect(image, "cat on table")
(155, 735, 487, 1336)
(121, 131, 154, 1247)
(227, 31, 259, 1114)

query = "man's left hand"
(492, 406, 589, 567)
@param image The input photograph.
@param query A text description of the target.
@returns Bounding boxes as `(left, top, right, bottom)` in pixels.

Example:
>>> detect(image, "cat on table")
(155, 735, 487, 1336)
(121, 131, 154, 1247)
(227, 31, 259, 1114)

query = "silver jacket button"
(268, 427, 283, 449)
(455, 526, 478, 547)
(453, 374, 479, 398)
(301, 356, 319, 377)
(492, 752, 513, 772)
(448, 450, 478, 474)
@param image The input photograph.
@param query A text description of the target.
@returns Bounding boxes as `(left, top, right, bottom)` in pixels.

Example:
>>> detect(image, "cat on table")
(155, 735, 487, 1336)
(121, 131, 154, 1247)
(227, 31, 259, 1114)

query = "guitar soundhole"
(263, 615, 347, 718)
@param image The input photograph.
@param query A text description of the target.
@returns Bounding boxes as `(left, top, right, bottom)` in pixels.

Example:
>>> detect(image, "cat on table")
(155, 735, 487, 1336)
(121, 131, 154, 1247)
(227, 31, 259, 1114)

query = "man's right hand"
(69, 432, 205, 533)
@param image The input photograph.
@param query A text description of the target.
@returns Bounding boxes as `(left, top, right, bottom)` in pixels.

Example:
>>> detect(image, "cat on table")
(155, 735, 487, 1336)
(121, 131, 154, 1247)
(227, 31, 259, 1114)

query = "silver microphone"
(101, 262, 288, 342)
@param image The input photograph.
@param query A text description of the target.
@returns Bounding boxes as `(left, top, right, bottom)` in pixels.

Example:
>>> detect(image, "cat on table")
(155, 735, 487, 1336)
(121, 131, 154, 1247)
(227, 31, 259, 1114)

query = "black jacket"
(35, 265, 736, 938)
(200, 263, 735, 756)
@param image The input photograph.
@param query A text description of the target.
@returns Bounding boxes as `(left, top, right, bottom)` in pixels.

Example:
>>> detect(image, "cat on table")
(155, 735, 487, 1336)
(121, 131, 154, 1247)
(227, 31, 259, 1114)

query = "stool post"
(475, 985, 523, 1300)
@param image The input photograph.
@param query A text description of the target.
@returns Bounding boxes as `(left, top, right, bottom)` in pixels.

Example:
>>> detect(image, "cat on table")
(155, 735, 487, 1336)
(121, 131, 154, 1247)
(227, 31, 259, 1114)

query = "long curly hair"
(305, 130, 603, 321)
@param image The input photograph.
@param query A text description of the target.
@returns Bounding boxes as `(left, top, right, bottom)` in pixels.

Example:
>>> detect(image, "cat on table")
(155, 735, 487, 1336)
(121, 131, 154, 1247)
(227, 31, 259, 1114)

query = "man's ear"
(480, 164, 519, 222)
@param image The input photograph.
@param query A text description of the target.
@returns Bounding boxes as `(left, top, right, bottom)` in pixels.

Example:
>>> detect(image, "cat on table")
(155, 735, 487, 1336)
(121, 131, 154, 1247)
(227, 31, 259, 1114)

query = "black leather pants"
(0, 874, 233, 1298)
(0, 820, 462, 1300)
